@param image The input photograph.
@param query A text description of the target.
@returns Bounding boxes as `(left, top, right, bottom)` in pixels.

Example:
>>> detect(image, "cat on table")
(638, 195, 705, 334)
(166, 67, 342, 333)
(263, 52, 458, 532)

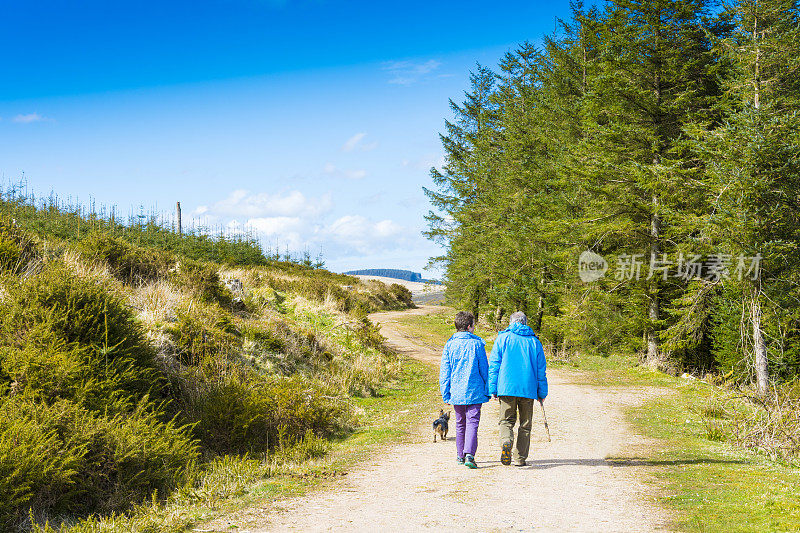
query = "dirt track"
(221, 306, 672, 532)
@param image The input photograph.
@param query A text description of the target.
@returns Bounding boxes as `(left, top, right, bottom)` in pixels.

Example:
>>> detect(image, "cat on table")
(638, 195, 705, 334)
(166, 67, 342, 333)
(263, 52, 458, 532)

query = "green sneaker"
(501, 442, 512, 466)
(457, 456, 465, 465)
(464, 454, 477, 469)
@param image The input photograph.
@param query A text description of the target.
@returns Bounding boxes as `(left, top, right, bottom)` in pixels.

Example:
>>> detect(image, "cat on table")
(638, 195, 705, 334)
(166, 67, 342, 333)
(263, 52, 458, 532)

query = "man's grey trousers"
(498, 396, 535, 462)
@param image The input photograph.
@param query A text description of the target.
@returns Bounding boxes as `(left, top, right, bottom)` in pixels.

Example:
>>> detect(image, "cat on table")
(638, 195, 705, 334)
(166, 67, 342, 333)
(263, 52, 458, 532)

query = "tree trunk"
(749, 7, 767, 395)
(535, 293, 544, 332)
(646, 198, 661, 368)
(471, 286, 481, 323)
(753, 10, 761, 110)
(647, 20, 663, 369)
(494, 306, 505, 329)
(752, 285, 769, 395)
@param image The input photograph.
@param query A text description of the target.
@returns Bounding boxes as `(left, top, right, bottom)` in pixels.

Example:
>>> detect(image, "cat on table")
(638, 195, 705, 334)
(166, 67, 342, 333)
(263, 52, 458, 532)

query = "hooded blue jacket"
(439, 331, 490, 406)
(488, 322, 547, 400)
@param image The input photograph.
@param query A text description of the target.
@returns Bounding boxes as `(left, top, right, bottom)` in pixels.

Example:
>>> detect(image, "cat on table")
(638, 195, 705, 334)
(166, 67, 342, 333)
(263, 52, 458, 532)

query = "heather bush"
(172, 259, 233, 308)
(389, 283, 413, 307)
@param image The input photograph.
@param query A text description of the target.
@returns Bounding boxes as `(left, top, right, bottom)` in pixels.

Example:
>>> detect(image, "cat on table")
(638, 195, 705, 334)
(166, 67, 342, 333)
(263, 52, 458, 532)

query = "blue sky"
(1, 0, 576, 274)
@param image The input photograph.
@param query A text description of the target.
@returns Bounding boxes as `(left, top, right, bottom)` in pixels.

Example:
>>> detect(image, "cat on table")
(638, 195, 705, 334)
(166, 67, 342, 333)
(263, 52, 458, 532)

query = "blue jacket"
(439, 332, 490, 406)
(488, 323, 547, 400)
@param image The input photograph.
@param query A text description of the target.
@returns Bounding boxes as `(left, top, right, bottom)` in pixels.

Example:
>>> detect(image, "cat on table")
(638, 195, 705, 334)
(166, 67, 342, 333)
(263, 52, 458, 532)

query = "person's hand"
(538, 398, 545, 404)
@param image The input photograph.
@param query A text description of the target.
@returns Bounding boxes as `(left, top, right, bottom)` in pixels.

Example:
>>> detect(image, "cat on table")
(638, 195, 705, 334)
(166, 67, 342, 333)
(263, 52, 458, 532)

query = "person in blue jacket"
(488, 311, 548, 466)
(439, 311, 490, 469)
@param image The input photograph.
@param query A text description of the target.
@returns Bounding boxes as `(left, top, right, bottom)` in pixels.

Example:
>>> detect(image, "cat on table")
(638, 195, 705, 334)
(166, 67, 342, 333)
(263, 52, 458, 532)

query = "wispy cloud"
(12, 112, 47, 124)
(194, 189, 332, 219)
(323, 162, 367, 180)
(341, 132, 378, 152)
(192, 189, 411, 258)
(324, 215, 406, 253)
(382, 59, 441, 86)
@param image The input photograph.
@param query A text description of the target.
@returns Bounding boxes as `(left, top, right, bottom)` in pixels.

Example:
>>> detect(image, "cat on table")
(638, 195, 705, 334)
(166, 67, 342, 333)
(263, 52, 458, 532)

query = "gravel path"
(213, 306, 672, 532)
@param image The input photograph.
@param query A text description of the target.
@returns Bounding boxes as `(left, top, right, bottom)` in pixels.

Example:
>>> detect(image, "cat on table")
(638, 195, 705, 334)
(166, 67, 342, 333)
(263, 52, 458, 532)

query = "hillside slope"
(0, 199, 414, 530)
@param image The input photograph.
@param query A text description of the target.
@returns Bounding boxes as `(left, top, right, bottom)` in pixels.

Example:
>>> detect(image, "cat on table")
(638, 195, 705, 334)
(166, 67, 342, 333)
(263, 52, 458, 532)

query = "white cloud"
(245, 216, 304, 236)
(342, 132, 378, 152)
(323, 163, 367, 180)
(190, 189, 412, 262)
(325, 215, 405, 253)
(194, 189, 332, 218)
(342, 132, 365, 151)
(13, 112, 46, 124)
(382, 59, 441, 86)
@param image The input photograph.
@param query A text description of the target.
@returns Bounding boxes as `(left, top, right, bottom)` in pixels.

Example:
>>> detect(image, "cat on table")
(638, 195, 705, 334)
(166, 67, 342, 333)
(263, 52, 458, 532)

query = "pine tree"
(424, 65, 501, 320)
(698, 0, 800, 393)
(578, 0, 720, 367)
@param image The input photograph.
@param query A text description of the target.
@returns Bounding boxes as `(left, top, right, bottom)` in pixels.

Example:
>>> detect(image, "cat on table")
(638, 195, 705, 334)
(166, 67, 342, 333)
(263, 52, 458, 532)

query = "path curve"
(229, 306, 672, 532)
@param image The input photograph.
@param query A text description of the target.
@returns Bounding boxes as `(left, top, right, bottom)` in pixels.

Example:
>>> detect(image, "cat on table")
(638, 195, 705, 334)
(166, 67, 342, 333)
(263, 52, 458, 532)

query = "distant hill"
(344, 268, 440, 284)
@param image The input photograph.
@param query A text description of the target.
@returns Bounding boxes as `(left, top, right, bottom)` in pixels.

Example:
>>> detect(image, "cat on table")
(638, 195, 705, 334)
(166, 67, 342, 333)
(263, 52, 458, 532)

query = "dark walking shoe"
(457, 456, 465, 465)
(514, 459, 526, 466)
(464, 454, 477, 469)
(501, 442, 512, 466)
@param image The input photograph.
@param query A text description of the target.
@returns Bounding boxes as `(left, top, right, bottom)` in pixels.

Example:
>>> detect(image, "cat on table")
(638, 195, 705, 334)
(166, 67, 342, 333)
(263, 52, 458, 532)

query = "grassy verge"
(620, 379, 800, 532)
(563, 351, 800, 531)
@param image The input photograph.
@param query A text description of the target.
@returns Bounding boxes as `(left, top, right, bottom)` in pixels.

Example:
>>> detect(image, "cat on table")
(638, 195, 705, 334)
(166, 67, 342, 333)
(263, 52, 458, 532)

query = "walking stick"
(539, 400, 551, 442)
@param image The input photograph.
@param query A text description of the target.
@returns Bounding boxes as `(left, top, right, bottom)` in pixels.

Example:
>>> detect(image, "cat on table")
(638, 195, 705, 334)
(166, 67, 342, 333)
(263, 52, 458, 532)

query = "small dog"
(432, 409, 450, 442)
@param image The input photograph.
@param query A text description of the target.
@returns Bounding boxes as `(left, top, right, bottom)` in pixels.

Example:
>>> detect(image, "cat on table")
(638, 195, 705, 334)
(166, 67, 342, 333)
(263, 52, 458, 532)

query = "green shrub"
(275, 428, 331, 464)
(389, 283, 414, 307)
(174, 370, 350, 456)
(240, 319, 336, 377)
(166, 306, 242, 366)
(245, 286, 286, 312)
(74, 401, 198, 513)
(0, 397, 198, 527)
(0, 265, 163, 410)
(0, 399, 84, 528)
(0, 217, 37, 274)
(172, 260, 232, 307)
(80, 232, 173, 284)
(1, 326, 93, 404)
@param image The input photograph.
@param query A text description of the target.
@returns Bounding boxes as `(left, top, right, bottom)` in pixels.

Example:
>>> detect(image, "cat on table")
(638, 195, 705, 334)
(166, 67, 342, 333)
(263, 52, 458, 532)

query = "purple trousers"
(453, 403, 482, 458)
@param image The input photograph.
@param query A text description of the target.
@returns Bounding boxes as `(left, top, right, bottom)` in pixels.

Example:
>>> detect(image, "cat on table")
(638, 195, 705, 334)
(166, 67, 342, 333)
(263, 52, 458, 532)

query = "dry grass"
(128, 279, 187, 326)
(60, 249, 115, 283)
(700, 382, 800, 462)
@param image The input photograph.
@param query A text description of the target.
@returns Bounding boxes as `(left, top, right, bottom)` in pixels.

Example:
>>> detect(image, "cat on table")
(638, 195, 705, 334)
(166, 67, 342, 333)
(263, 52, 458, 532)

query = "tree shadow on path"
(511, 457, 748, 469)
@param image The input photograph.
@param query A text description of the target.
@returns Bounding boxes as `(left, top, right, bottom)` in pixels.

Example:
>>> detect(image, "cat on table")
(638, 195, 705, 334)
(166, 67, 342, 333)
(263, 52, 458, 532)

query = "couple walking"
(439, 310, 548, 469)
